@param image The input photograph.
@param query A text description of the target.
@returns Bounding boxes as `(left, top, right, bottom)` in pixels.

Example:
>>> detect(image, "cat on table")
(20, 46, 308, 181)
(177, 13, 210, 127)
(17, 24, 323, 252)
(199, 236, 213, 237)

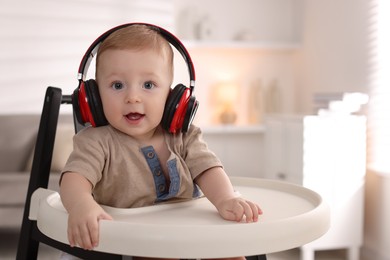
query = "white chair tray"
(29, 177, 330, 258)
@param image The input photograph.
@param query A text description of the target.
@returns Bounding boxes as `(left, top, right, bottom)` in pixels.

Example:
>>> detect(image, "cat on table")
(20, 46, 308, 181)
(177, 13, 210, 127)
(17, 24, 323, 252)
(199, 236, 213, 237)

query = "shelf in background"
(183, 40, 301, 50)
(201, 125, 265, 134)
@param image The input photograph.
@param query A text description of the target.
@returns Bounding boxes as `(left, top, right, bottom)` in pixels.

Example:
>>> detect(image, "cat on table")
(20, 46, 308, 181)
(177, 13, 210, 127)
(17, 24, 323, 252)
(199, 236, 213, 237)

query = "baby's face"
(96, 48, 172, 141)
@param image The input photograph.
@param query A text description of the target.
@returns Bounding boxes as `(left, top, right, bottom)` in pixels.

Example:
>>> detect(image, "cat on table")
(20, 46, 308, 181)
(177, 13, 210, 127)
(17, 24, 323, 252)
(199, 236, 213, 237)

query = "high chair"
(16, 87, 121, 259)
(16, 87, 330, 260)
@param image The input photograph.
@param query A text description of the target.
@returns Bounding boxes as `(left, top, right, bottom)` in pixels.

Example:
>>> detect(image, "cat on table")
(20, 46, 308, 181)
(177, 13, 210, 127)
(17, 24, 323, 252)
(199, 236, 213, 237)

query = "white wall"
(173, 0, 302, 43)
(294, 0, 371, 113)
(0, 0, 174, 114)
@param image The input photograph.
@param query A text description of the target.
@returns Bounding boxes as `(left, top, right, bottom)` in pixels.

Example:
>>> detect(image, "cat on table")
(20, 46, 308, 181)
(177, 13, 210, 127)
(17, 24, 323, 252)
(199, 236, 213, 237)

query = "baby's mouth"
(125, 113, 145, 121)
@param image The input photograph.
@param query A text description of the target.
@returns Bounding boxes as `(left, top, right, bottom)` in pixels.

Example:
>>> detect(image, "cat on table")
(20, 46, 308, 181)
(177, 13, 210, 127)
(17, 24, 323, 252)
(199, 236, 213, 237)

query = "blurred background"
(0, 0, 389, 259)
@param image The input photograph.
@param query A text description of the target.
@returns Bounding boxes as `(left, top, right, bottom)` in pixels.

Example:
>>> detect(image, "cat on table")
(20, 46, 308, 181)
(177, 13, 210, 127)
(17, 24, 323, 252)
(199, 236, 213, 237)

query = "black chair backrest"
(16, 87, 121, 260)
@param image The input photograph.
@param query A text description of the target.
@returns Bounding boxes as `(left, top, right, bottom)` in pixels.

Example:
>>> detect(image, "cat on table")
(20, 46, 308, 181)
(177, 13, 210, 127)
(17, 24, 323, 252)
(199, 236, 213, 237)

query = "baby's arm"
(195, 167, 262, 222)
(60, 172, 112, 250)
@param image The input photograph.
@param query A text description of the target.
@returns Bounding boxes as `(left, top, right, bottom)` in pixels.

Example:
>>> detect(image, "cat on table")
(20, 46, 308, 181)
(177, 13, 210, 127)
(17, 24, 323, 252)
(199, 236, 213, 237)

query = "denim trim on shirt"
(141, 146, 180, 202)
(193, 183, 201, 198)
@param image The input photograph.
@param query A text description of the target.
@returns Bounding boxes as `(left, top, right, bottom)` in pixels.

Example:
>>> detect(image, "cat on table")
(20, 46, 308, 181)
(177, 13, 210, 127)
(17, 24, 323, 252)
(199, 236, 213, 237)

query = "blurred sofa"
(0, 114, 74, 229)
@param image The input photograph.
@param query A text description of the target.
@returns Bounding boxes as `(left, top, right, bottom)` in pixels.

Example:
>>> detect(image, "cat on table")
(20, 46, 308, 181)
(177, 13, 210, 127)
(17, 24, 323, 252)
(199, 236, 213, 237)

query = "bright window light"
(367, 0, 390, 175)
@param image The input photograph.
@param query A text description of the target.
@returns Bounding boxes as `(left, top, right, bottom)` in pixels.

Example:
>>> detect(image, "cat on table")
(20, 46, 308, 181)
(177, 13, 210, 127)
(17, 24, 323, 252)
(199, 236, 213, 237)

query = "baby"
(60, 24, 262, 260)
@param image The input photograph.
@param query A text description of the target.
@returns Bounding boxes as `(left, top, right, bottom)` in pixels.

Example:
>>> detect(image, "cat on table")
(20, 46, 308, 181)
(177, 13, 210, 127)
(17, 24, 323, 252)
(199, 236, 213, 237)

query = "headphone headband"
(77, 23, 196, 91)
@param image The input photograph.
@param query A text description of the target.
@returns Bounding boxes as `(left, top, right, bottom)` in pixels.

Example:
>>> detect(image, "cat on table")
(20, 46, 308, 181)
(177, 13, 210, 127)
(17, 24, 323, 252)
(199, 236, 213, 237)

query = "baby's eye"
(111, 82, 124, 90)
(143, 81, 155, 90)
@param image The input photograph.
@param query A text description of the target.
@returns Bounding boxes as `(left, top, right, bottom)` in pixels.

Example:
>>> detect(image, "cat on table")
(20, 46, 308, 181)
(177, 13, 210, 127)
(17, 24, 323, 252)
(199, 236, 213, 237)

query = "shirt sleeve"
(181, 125, 223, 179)
(61, 127, 106, 187)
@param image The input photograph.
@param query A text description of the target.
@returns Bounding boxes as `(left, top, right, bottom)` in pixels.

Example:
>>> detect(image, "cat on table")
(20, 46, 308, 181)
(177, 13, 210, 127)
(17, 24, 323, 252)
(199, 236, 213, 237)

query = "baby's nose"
(125, 87, 141, 103)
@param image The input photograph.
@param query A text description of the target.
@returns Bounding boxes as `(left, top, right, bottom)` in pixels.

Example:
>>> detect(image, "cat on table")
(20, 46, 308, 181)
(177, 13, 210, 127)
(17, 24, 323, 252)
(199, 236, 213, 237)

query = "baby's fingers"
(68, 222, 94, 250)
(87, 219, 100, 248)
(218, 198, 262, 223)
(242, 200, 262, 222)
(238, 200, 254, 222)
(67, 227, 76, 248)
(79, 224, 95, 250)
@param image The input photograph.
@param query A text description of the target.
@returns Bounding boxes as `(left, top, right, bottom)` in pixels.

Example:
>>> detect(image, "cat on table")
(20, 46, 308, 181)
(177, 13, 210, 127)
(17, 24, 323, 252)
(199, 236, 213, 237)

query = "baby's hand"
(67, 200, 113, 250)
(216, 197, 262, 223)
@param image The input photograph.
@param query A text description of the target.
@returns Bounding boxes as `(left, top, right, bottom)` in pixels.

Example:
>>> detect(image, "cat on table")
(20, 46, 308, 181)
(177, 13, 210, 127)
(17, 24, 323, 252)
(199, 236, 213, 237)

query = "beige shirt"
(62, 124, 222, 208)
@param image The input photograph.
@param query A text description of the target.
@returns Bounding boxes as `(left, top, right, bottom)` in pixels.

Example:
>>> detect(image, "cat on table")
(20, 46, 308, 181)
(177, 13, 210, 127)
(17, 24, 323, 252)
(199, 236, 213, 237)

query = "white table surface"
(29, 177, 330, 258)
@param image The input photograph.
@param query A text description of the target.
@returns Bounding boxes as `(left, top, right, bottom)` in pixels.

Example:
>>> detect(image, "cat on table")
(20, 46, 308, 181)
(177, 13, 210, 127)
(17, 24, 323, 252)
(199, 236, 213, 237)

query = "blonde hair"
(96, 24, 174, 79)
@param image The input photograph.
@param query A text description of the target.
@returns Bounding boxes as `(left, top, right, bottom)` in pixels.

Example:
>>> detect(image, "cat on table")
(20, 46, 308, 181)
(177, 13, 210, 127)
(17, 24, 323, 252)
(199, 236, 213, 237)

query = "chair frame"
(16, 86, 266, 260)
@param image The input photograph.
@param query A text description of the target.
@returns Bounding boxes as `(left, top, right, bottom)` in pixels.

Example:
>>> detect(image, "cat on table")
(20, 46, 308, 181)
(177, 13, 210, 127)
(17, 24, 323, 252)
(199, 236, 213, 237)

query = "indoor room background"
(0, 0, 389, 259)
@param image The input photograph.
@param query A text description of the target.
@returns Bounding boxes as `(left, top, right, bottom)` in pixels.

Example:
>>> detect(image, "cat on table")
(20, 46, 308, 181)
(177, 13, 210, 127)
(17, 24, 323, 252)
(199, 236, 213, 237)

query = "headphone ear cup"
(72, 85, 84, 125)
(162, 84, 184, 132)
(73, 81, 96, 126)
(83, 79, 108, 127)
(162, 84, 197, 134)
(182, 96, 199, 132)
(73, 80, 107, 127)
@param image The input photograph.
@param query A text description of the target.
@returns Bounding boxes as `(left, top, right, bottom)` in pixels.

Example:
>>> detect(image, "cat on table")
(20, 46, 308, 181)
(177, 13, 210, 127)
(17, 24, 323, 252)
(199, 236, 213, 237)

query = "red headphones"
(72, 23, 198, 134)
